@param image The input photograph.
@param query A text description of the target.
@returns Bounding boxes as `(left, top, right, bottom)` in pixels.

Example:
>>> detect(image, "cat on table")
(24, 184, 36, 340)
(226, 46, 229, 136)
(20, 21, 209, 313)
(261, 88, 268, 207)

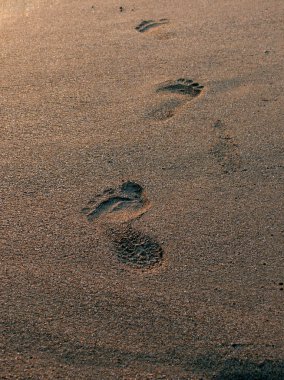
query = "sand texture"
(1, 0, 284, 379)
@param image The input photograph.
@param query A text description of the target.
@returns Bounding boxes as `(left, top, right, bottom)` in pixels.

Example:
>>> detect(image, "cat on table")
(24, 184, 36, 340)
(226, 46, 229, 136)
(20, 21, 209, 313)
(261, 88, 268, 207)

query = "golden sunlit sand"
(1, 1, 284, 379)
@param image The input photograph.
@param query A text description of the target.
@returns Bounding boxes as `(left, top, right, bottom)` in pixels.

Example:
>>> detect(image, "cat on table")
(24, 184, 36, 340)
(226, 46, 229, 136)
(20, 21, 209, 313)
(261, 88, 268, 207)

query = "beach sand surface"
(1, 0, 284, 379)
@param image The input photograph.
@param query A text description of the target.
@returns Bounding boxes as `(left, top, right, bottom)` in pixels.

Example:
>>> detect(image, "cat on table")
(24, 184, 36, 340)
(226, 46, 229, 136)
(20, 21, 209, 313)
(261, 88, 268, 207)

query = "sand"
(1, 0, 284, 379)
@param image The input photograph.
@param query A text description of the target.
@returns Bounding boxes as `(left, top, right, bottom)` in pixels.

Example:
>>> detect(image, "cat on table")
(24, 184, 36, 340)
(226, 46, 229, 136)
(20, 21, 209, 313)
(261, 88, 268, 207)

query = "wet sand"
(1, 0, 284, 379)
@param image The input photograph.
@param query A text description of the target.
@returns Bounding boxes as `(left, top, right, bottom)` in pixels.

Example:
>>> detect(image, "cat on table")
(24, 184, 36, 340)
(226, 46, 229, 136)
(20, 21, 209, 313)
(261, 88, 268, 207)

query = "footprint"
(82, 182, 163, 269)
(82, 181, 151, 224)
(211, 138, 240, 174)
(210, 120, 241, 174)
(135, 19, 169, 33)
(145, 99, 183, 121)
(109, 225, 163, 269)
(147, 78, 204, 121)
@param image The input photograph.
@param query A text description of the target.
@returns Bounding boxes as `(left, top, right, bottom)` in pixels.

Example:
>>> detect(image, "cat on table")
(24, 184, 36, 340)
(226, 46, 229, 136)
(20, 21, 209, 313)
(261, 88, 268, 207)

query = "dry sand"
(1, 0, 284, 379)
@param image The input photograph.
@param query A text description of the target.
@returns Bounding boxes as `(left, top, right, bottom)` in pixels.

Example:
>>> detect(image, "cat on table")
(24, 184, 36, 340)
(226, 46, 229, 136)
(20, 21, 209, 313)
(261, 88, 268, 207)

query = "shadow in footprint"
(82, 181, 151, 224)
(108, 225, 163, 269)
(157, 78, 204, 96)
(147, 78, 204, 121)
(136, 19, 169, 33)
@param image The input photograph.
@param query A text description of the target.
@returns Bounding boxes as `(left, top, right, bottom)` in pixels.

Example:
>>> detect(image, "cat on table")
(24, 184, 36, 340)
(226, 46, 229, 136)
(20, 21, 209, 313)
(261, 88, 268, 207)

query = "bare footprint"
(135, 19, 169, 33)
(108, 225, 163, 269)
(82, 181, 151, 224)
(210, 120, 241, 174)
(146, 99, 183, 120)
(147, 78, 204, 121)
(82, 182, 163, 269)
